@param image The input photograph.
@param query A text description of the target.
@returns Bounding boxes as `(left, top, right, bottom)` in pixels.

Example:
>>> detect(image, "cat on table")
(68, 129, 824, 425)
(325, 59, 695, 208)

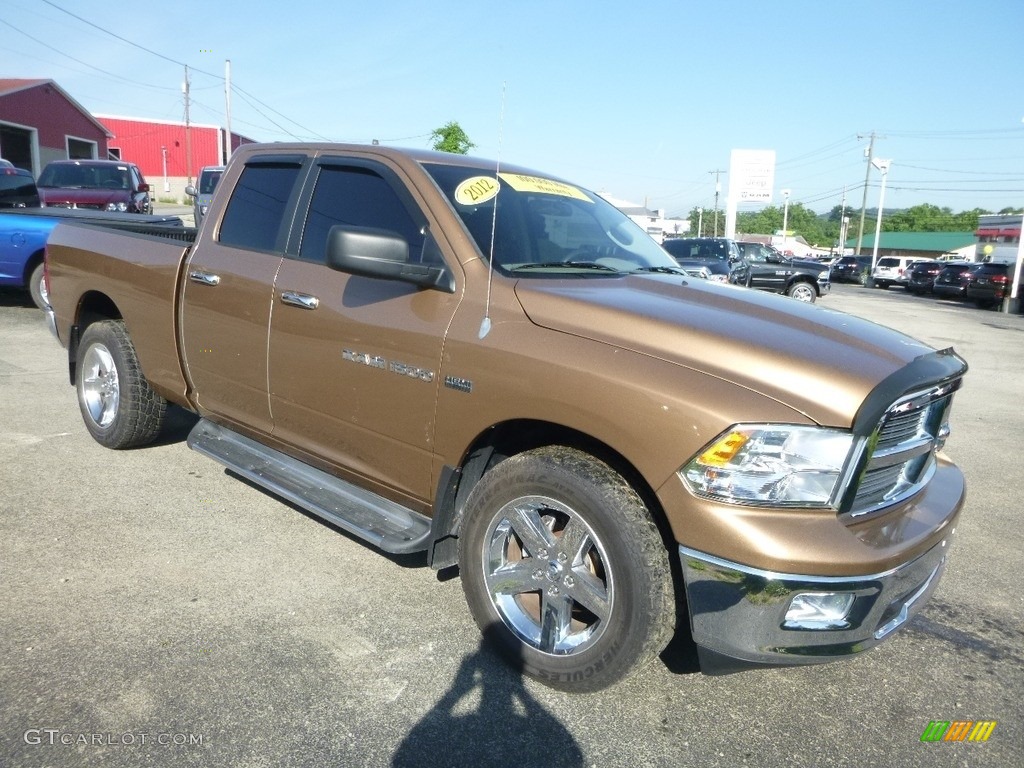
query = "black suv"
(831, 255, 872, 284)
(662, 237, 747, 284)
(932, 261, 975, 299)
(905, 260, 943, 295)
(737, 241, 830, 302)
(966, 262, 1014, 308)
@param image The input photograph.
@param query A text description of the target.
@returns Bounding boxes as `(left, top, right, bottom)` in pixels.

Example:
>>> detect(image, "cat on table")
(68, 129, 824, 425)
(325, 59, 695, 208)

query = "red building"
(96, 115, 255, 201)
(0, 79, 112, 175)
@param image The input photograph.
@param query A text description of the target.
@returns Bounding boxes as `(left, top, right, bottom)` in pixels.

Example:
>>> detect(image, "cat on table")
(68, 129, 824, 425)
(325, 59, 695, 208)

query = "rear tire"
(76, 320, 167, 449)
(459, 446, 674, 692)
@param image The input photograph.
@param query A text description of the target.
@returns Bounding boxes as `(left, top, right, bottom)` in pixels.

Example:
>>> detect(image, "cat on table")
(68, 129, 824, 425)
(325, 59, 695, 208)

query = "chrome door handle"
(188, 270, 221, 286)
(280, 291, 319, 310)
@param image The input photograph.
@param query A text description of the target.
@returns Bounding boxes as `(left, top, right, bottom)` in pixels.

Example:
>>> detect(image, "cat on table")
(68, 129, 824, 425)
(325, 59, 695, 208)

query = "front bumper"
(680, 534, 951, 671)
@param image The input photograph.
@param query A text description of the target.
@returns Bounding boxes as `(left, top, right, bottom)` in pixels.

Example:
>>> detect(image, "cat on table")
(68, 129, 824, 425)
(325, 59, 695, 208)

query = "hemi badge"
(444, 375, 472, 394)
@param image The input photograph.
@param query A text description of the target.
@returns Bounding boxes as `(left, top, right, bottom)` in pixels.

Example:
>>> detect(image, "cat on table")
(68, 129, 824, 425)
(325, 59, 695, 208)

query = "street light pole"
(781, 189, 791, 254)
(870, 159, 892, 273)
(697, 207, 703, 237)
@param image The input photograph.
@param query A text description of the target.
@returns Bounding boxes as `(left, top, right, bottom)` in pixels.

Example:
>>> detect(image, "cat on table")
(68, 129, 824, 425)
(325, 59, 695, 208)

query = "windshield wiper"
(512, 261, 620, 272)
(634, 266, 688, 275)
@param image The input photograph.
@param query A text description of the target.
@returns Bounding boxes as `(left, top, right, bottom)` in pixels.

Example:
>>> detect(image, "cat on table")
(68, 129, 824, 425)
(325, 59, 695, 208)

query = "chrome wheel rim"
(81, 343, 119, 428)
(791, 283, 815, 302)
(482, 495, 613, 656)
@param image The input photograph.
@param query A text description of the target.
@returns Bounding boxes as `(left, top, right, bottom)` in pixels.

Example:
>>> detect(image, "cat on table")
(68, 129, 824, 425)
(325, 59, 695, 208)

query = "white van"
(872, 256, 932, 289)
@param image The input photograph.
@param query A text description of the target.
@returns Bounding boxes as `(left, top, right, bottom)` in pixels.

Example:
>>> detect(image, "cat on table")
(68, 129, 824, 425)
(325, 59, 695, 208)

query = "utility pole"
(224, 59, 232, 165)
(855, 132, 882, 255)
(709, 169, 726, 236)
(183, 65, 193, 187)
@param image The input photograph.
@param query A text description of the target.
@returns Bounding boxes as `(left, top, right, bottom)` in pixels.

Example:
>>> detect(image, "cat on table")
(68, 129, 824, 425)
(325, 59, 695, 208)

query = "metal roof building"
(0, 79, 112, 175)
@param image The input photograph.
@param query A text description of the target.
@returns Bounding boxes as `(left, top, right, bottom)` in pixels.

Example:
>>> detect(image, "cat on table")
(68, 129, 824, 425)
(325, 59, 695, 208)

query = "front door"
(267, 158, 460, 507)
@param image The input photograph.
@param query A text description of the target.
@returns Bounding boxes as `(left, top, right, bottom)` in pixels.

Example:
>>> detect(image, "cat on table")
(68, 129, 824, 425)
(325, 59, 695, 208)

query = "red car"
(38, 159, 152, 214)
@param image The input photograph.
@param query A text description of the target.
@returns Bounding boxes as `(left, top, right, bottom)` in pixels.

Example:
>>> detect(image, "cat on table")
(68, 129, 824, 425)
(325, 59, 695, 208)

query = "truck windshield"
(423, 163, 679, 276)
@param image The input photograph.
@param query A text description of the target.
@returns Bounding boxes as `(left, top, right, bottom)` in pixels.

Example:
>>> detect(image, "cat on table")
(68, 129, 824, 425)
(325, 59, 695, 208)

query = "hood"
(514, 275, 933, 427)
(40, 188, 130, 206)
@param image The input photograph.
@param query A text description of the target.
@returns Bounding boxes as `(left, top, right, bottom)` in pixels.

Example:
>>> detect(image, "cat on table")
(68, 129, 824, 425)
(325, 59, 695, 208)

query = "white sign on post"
(725, 149, 776, 238)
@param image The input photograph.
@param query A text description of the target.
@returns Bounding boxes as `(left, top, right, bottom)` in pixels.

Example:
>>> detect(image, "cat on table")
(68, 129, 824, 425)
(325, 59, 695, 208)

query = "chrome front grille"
(847, 381, 959, 517)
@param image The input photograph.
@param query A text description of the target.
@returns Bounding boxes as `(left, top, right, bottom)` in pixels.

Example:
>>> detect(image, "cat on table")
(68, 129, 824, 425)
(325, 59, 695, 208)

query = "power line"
(0, 18, 177, 91)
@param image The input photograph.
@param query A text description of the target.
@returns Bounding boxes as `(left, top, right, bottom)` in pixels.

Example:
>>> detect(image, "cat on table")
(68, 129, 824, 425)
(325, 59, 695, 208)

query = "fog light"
(783, 592, 855, 630)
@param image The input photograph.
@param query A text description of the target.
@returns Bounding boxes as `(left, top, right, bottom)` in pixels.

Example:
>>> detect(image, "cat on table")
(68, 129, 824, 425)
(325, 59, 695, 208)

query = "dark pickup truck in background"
(44, 142, 967, 692)
(737, 241, 830, 302)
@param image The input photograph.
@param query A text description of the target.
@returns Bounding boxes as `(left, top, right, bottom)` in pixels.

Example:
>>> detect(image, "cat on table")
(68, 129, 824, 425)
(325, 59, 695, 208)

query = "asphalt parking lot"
(1, 282, 1021, 768)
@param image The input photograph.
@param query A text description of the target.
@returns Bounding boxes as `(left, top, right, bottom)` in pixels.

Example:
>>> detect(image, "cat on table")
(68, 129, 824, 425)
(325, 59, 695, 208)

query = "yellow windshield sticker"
(497, 172, 591, 202)
(454, 176, 500, 206)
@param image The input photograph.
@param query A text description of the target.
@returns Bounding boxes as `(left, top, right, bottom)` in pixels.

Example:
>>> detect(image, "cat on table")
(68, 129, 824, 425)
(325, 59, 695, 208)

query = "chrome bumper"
(680, 536, 951, 670)
(45, 305, 59, 340)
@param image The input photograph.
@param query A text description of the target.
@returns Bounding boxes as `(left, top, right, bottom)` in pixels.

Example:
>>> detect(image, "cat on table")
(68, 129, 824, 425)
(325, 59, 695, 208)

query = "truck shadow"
(391, 623, 585, 768)
(149, 404, 201, 447)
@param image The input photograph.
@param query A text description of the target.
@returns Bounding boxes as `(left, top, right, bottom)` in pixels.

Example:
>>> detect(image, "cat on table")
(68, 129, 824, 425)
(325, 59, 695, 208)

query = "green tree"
(430, 121, 475, 154)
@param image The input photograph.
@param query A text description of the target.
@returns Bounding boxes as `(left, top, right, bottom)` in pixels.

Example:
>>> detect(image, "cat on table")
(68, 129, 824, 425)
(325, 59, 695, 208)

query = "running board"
(187, 419, 432, 554)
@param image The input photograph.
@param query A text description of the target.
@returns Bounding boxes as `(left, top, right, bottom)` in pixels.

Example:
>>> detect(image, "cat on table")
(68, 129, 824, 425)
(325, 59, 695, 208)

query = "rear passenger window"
(298, 164, 424, 264)
(219, 164, 302, 251)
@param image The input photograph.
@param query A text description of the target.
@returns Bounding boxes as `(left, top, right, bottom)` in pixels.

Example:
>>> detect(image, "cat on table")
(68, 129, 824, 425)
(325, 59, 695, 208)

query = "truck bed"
(47, 219, 194, 404)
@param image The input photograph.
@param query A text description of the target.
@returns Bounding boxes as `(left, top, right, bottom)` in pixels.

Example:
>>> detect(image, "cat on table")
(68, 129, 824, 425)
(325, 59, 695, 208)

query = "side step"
(187, 419, 432, 554)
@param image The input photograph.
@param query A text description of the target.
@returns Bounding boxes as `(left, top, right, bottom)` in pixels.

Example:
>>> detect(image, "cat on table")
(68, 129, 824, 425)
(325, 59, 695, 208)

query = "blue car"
(0, 208, 185, 309)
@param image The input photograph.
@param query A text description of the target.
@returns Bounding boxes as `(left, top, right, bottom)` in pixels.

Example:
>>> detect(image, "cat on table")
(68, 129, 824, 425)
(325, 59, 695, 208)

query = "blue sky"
(3, 0, 1023, 218)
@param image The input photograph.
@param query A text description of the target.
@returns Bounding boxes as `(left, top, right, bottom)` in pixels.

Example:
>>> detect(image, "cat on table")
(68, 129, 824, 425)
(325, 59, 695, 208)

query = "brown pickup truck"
(44, 143, 967, 692)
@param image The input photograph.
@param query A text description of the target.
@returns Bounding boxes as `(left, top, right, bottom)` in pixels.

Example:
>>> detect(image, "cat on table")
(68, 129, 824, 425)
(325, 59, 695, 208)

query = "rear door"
(180, 154, 308, 433)
(267, 156, 460, 506)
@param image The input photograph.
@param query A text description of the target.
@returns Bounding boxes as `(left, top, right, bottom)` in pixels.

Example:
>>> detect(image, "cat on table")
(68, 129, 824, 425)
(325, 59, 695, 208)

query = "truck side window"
(299, 165, 423, 264)
(219, 164, 302, 252)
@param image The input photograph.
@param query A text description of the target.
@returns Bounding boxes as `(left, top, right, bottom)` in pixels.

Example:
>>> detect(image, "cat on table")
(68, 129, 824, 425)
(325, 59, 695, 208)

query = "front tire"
(76, 320, 167, 449)
(786, 281, 817, 302)
(459, 447, 674, 692)
(29, 261, 47, 310)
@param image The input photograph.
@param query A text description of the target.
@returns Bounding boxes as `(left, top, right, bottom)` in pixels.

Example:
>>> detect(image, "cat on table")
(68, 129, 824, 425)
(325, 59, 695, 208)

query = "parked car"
(932, 261, 977, 300)
(37, 159, 152, 214)
(662, 237, 747, 283)
(0, 164, 41, 208)
(872, 256, 931, 289)
(965, 262, 1015, 308)
(737, 241, 829, 302)
(185, 165, 225, 227)
(905, 260, 943, 295)
(831, 255, 872, 284)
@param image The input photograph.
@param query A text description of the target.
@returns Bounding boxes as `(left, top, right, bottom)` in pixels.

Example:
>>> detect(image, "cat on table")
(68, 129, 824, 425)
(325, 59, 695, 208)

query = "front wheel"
(29, 261, 47, 310)
(76, 320, 167, 449)
(459, 447, 674, 692)
(786, 281, 817, 302)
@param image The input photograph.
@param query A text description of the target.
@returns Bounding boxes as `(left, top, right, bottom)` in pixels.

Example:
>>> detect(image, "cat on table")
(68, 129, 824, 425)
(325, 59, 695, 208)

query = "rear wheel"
(76, 320, 167, 449)
(459, 446, 674, 692)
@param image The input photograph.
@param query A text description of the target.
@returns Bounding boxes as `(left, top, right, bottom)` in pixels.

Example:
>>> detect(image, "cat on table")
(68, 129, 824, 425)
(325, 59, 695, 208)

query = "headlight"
(681, 424, 854, 507)
(106, 201, 128, 212)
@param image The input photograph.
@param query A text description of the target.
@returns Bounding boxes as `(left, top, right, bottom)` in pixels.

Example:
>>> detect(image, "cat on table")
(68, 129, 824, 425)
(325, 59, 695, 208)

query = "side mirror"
(766, 254, 782, 263)
(138, 183, 150, 193)
(325, 225, 455, 293)
(184, 185, 197, 197)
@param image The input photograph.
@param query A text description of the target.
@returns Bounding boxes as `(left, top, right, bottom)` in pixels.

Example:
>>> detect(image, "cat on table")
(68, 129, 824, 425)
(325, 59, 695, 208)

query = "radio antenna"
(479, 81, 507, 339)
